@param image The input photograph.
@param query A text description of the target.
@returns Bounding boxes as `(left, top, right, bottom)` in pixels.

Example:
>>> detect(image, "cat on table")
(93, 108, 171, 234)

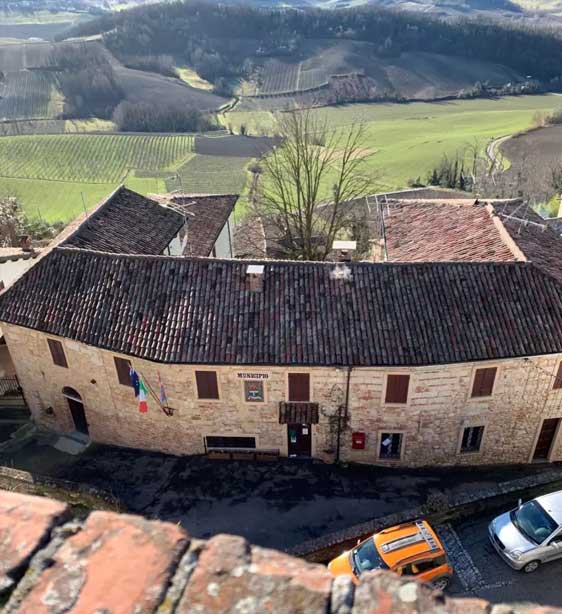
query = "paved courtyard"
(2, 438, 560, 550)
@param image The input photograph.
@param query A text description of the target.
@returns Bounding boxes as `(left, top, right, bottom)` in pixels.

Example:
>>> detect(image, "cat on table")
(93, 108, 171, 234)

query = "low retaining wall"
(0, 466, 123, 512)
(289, 465, 562, 562)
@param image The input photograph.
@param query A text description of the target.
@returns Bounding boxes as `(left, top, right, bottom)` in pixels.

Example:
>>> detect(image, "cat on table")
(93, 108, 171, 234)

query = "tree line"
(61, 1, 562, 86)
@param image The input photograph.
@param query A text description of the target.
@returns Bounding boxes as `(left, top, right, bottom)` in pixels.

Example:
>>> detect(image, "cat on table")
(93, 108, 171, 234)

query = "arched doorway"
(62, 387, 89, 435)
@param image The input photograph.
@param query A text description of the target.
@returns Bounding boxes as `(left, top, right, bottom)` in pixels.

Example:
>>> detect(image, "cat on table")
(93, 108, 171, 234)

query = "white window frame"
(376, 430, 406, 462)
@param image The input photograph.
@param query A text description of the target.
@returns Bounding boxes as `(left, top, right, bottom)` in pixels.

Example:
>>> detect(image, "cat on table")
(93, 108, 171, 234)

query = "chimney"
(332, 240, 356, 262)
(246, 264, 265, 292)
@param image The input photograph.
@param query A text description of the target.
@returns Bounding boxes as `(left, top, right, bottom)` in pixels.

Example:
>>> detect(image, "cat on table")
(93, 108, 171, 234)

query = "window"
(553, 363, 562, 390)
(47, 339, 68, 368)
(550, 531, 562, 544)
(399, 563, 418, 576)
(412, 557, 447, 573)
(288, 373, 310, 402)
(114, 357, 132, 387)
(196, 371, 219, 400)
(461, 426, 484, 453)
(379, 432, 403, 459)
(471, 367, 497, 398)
(385, 374, 410, 404)
(206, 436, 256, 449)
(244, 380, 265, 403)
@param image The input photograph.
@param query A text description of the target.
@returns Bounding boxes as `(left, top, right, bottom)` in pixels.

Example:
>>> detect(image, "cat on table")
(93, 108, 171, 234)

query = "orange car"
(328, 520, 453, 590)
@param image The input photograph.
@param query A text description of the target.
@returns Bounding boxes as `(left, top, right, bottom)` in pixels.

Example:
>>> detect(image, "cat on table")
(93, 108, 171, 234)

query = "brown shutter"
(471, 367, 497, 397)
(288, 373, 310, 402)
(554, 363, 562, 390)
(385, 374, 410, 404)
(196, 371, 219, 399)
(114, 357, 132, 386)
(47, 339, 68, 368)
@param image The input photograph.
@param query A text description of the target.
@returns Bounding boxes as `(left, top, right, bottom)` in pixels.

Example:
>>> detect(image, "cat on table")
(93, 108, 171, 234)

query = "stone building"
(2, 188, 562, 466)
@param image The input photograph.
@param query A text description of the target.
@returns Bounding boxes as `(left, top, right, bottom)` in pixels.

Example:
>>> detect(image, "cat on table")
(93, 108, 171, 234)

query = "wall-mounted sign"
(237, 373, 269, 379)
(244, 380, 265, 403)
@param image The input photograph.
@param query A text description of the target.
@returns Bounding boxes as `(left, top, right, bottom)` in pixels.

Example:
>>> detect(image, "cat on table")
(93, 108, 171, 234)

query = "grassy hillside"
(242, 42, 523, 103)
(0, 131, 269, 222)
(227, 94, 559, 190)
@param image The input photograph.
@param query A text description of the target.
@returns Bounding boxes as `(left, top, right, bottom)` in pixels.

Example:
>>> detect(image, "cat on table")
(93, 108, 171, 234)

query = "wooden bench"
(206, 448, 280, 461)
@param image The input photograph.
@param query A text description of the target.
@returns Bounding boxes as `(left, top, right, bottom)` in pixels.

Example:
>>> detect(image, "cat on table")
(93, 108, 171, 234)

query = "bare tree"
(252, 109, 377, 261)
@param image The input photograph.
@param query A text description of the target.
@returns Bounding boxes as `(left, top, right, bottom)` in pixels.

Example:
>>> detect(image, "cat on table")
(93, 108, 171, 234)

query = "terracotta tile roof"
(63, 187, 184, 255)
(382, 199, 562, 284)
(500, 213, 562, 283)
(383, 201, 517, 262)
(165, 194, 238, 257)
(2, 248, 562, 366)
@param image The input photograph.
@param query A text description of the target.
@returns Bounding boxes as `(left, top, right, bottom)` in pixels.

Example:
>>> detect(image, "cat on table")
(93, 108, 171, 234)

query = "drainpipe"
(335, 366, 353, 463)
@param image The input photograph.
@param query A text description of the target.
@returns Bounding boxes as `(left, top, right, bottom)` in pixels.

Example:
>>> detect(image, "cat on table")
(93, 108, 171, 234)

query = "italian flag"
(138, 377, 148, 413)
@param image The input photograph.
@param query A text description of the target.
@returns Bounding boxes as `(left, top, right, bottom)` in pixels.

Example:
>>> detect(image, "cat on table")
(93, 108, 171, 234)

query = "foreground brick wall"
(0, 489, 556, 614)
(5, 322, 562, 467)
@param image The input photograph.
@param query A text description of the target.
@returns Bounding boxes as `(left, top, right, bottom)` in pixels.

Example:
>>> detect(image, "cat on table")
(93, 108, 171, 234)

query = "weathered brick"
(15, 511, 187, 614)
(179, 534, 332, 614)
(0, 491, 68, 593)
(351, 571, 480, 614)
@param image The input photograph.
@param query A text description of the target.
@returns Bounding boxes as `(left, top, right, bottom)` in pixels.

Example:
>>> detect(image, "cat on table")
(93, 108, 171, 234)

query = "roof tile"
(1, 249, 562, 366)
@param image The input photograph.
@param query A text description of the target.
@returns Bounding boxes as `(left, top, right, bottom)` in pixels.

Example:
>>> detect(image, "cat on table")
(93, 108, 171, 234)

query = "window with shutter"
(196, 371, 219, 399)
(553, 363, 562, 390)
(288, 373, 310, 402)
(114, 357, 132, 387)
(385, 374, 410, 404)
(47, 339, 68, 368)
(461, 426, 484, 453)
(206, 436, 256, 449)
(471, 367, 497, 398)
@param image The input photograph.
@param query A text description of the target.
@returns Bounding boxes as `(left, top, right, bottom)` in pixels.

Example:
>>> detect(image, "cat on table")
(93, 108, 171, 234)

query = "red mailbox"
(352, 432, 366, 449)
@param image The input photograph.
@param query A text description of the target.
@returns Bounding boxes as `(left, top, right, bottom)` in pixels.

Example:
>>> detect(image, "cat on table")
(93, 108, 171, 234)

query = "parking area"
(442, 510, 562, 609)
(2, 437, 560, 551)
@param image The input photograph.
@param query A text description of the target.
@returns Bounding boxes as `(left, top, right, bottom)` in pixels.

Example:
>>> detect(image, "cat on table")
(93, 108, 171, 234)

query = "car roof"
(373, 520, 444, 569)
(536, 490, 562, 526)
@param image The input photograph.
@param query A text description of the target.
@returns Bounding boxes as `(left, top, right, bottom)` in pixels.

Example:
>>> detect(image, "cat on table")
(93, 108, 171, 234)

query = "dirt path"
(486, 134, 512, 176)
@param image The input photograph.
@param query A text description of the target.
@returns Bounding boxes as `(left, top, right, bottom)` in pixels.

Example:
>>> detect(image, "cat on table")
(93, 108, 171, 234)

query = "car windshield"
(510, 500, 558, 545)
(351, 538, 388, 577)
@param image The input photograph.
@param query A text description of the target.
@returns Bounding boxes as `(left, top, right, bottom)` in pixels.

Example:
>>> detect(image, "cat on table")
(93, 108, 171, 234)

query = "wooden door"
(68, 397, 89, 435)
(533, 418, 560, 460)
(287, 424, 312, 457)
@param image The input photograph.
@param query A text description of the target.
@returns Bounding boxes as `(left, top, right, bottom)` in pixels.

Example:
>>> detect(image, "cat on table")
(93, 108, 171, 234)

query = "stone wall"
(4, 322, 562, 467)
(0, 489, 557, 614)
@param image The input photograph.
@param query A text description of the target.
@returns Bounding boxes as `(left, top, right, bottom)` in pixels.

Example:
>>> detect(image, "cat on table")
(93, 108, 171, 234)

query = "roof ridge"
(486, 203, 528, 263)
(53, 246, 537, 269)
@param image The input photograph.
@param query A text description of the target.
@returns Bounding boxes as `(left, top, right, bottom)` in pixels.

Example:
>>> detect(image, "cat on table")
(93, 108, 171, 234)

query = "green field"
(0, 133, 196, 221)
(2, 94, 560, 223)
(227, 94, 560, 191)
(166, 154, 251, 194)
(0, 132, 255, 222)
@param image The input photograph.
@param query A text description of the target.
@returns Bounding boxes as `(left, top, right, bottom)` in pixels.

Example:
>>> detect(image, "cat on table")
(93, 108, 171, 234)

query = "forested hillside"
(63, 1, 562, 86)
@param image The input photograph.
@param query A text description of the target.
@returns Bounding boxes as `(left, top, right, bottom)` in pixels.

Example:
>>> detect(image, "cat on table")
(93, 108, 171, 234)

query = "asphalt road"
(442, 510, 562, 610)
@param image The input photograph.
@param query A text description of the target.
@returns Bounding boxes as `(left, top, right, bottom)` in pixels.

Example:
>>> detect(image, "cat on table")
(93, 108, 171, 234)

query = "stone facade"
(4, 322, 562, 467)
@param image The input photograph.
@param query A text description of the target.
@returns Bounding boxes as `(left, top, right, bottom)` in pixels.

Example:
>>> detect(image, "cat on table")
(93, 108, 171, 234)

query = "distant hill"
(60, 1, 562, 106)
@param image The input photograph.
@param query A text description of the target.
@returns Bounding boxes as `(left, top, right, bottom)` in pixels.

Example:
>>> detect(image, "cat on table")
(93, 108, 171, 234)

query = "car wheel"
(523, 560, 540, 573)
(432, 577, 450, 591)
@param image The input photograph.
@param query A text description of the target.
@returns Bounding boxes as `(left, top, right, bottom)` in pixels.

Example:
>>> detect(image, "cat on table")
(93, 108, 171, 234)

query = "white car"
(489, 490, 562, 573)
